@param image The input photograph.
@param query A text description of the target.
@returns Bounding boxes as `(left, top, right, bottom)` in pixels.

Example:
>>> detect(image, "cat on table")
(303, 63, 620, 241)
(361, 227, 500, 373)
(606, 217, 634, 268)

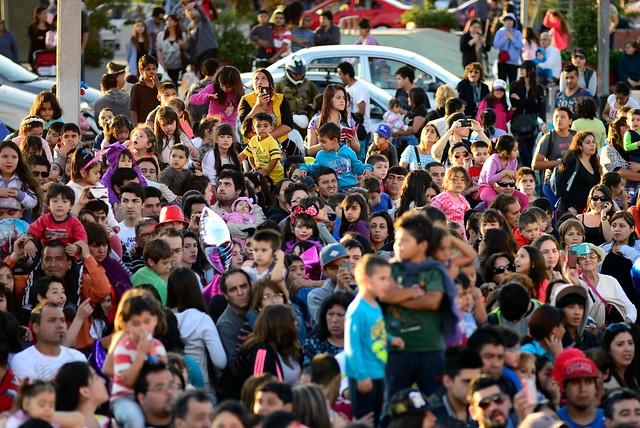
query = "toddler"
(223, 197, 256, 225)
(6, 380, 83, 428)
(382, 98, 407, 133)
(624, 108, 640, 162)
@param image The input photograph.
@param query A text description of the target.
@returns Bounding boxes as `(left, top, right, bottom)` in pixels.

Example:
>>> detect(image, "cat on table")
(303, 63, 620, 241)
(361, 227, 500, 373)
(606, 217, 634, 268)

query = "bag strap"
(413, 146, 422, 169)
(582, 276, 607, 304)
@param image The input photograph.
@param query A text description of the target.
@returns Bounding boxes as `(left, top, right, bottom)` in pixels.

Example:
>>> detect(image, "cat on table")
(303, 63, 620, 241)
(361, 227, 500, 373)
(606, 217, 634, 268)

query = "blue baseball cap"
(374, 123, 392, 139)
(320, 243, 348, 267)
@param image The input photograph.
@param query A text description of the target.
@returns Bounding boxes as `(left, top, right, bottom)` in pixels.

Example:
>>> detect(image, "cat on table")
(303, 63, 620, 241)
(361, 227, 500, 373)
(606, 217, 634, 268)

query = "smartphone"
(571, 243, 591, 257)
(567, 250, 578, 269)
(340, 260, 351, 273)
(260, 86, 269, 94)
(90, 186, 108, 200)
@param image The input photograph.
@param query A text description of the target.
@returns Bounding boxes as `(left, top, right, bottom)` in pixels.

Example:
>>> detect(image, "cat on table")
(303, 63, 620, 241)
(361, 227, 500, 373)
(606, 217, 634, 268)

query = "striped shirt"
(431, 190, 470, 236)
(112, 336, 166, 399)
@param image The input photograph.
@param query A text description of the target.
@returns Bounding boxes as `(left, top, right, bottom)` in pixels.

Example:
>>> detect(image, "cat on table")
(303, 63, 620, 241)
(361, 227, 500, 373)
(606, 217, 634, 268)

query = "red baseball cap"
(561, 357, 597, 383)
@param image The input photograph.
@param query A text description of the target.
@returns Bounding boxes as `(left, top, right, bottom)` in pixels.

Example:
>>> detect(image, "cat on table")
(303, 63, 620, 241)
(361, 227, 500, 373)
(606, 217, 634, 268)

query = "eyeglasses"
(454, 152, 469, 159)
(33, 170, 49, 178)
(477, 393, 507, 410)
(138, 232, 155, 240)
(591, 196, 608, 202)
(496, 182, 516, 188)
(493, 264, 514, 274)
(148, 383, 181, 393)
(262, 292, 284, 302)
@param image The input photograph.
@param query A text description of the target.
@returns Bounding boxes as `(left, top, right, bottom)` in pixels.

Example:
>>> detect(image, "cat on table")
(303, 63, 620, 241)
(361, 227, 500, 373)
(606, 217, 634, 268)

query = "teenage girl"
(6, 380, 84, 428)
(431, 166, 472, 238)
(154, 106, 198, 165)
(201, 123, 240, 186)
(338, 193, 370, 240)
(478, 135, 524, 204)
(188, 66, 244, 132)
(515, 245, 549, 301)
(127, 124, 156, 161)
(100, 144, 148, 204)
(282, 212, 322, 254)
(476, 80, 513, 132)
(29, 91, 64, 129)
(0, 140, 41, 216)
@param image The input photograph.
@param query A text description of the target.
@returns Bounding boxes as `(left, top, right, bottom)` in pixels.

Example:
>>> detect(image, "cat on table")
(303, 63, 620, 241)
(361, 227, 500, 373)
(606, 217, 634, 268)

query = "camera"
(460, 118, 471, 127)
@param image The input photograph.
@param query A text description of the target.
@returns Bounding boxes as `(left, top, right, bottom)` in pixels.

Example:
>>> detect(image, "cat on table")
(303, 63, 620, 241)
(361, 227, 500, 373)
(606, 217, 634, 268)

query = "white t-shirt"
(347, 79, 371, 133)
(117, 222, 137, 254)
(10, 345, 86, 381)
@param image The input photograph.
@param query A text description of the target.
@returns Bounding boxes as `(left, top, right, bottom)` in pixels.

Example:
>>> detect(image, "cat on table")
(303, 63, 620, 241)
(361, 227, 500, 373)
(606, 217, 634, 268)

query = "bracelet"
(601, 217, 608, 221)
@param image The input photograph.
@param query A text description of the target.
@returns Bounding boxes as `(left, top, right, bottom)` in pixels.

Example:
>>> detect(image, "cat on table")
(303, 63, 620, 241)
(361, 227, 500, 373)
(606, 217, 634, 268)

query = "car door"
(366, 56, 440, 107)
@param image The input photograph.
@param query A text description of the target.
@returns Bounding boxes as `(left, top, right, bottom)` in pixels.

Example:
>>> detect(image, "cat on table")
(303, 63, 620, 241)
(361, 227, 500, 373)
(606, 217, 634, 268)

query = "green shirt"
(132, 266, 167, 306)
(386, 264, 445, 352)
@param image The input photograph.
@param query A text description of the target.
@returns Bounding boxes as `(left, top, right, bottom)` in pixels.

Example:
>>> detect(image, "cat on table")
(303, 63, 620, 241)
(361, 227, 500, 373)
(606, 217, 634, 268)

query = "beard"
(485, 410, 508, 428)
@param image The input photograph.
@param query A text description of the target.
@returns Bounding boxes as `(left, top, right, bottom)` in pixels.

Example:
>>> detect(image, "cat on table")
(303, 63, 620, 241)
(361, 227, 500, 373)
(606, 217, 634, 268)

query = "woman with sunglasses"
(578, 243, 636, 326)
(601, 323, 639, 393)
(576, 185, 614, 246)
(555, 132, 602, 218)
(480, 252, 515, 295)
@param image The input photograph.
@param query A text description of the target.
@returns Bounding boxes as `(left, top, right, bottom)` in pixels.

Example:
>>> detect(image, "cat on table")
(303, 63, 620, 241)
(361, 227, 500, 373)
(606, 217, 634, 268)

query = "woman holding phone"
(306, 84, 360, 157)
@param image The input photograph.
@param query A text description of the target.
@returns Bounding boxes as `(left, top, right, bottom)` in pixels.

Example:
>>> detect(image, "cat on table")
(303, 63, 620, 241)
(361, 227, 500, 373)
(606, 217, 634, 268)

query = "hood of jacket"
(549, 283, 591, 342)
(175, 308, 210, 338)
(535, 47, 547, 62)
(104, 143, 128, 168)
(104, 90, 131, 108)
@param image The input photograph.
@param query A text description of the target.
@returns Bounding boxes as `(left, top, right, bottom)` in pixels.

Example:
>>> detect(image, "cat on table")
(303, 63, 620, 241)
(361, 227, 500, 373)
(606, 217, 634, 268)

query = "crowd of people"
(3, 1, 640, 428)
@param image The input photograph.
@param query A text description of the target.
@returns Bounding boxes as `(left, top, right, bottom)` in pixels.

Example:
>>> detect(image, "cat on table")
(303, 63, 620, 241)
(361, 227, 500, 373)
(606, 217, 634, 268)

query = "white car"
(241, 45, 460, 109)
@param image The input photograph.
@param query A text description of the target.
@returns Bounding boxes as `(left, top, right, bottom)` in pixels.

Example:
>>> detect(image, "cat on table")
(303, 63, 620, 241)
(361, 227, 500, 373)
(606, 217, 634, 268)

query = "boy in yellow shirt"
(240, 113, 285, 183)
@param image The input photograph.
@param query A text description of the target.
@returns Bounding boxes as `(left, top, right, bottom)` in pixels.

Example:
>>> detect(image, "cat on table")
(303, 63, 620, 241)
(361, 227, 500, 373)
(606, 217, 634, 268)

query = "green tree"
(571, 1, 597, 50)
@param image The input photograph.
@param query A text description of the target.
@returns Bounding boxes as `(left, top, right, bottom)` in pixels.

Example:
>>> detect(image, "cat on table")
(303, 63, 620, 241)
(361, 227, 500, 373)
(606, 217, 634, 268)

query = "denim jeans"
(112, 396, 145, 428)
(349, 378, 384, 426)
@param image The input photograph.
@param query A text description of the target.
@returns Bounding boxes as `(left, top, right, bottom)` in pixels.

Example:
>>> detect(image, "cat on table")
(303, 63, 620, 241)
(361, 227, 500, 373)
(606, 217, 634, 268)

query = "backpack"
(546, 130, 577, 195)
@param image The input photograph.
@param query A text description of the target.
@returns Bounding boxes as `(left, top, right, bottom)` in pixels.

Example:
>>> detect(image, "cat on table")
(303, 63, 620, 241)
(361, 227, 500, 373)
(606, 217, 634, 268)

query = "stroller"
(32, 49, 57, 77)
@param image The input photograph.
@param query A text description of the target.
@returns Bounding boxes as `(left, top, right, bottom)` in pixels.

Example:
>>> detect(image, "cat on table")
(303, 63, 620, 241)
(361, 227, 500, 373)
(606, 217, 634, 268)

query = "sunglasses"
(591, 196, 608, 202)
(493, 264, 514, 274)
(32, 170, 49, 178)
(477, 393, 507, 410)
(327, 213, 337, 221)
(496, 182, 516, 188)
(454, 152, 469, 159)
(607, 322, 632, 334)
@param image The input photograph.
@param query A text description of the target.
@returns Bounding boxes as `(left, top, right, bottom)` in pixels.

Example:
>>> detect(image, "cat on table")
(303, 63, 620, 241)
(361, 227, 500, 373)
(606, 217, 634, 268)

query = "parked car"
(241, 45, 460, 109)
(0, 84, 39, 132)
(305, 0, 412, 29)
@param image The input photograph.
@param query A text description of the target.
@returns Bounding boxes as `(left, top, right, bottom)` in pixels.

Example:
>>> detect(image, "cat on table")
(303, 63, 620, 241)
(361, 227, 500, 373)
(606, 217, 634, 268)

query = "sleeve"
(459, 33, 475, 53)
(485, 156, 504, 184)
(10, 351, 35, 380)
(350, 150, 373, 176)
(512, 30, 524, 49)
(216, 318, 237, 364)
(202, 151, 216, 184)
(158, 167, 175, 187)
(317, 222, 337, 245)
(189, 83, 214, 106)
(70, 217, 88, 243)
(353, 220, 370, 240)
(476, 99, 488, 122)
(389, 146, 399, 166)
(113, 342, 134, 376)
(10, 34, 19, 63)
(345, 310, 368, 381)
(82, 256, 111, 305)
(624, 131, 638, 152)
(268, 138, 282, 160)
(27, 216, 46, 240)
(613, 277, 637, 322)
(130, 85, 140, 112)
(430, 194, 446, 211)
(237, 96, 252, 125)
(619, 56, 630, 82)
(202, 316, 228, 369)
(492, 29, 506, 50)
(399, 145, 412, 166)
(588, 71, 598, 96)
(620, 244, 640, 264)
(15, 186, 37, 210)
(279, 97, 295, 129)
(298, 160, 318, 176)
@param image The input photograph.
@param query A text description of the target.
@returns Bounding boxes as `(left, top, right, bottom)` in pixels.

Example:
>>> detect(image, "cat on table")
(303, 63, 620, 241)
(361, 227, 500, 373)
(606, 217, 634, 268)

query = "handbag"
(498, 40, 511, 63)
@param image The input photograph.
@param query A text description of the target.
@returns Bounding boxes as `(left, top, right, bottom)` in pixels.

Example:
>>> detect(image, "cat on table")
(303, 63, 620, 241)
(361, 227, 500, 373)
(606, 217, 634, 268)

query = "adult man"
(425, 162, 446, 191)
(142, 187, 163, 218)
(123, 217, 157, 274)
(158, 227, 183, 270)
(172, 390, 215, 428)
(94, 73, 132, 121)
(13, 239, 110, 350)
(184, 1, 218, 72)
(314, 167, 338, 203)
(216, 269, 253, 401)
(275, 55, 320, 115)
(467, 376, 515, 428)
(555, 65, 592, 117)
(183, 194, 208, 233)
(537, 32, 562, 82)
(135, 363, 180, 428)
(395, 66, 430, 112)
(145, 7, 166, 56)
(291, 15, 314, 53)
(106, 62, 127, 91)
(384, 166, 408, 211)
(314, 11, 340, 46)
(532, 106, 575, 204)
(429, 346, 483, 428)
(604, 389, 640, 428)
(338, 61, 371, 134)
(212, 170, 266, 239)
(117, 183, 144, 254)
(10, 302, 86, 380)
(557, 356, 605, 428)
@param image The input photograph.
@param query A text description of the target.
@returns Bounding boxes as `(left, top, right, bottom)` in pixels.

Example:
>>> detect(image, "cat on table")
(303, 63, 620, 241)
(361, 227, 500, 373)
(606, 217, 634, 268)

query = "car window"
(308, 57, 360, 75)
(367, 57, 436, 92)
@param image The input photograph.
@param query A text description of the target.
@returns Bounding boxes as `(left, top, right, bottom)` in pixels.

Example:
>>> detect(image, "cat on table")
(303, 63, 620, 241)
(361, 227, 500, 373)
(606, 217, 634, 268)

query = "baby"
(382, 98, 407, 133)
(223, 197, 256, 225)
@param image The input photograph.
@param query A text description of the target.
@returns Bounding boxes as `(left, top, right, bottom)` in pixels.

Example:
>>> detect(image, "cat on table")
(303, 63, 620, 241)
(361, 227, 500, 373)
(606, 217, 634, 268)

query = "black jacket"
(456, 79, 489, 118)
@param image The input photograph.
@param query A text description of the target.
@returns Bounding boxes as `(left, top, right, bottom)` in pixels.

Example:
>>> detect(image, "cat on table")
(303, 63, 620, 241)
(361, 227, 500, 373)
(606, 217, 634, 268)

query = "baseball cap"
(561, 356, 597, 383)
(520, 413, 569, 428)
(389, 389, 431, 419)
(520, 60, 537, 70)
(106, 62, 126, 75)
(492, 79, 507, 90)
(374, 123, 392, 139)
(320, 243, 348, 267)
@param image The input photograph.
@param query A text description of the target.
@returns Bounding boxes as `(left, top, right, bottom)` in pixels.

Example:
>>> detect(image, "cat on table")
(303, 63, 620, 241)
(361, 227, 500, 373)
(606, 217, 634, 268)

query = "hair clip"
(290, 205, 319, 223)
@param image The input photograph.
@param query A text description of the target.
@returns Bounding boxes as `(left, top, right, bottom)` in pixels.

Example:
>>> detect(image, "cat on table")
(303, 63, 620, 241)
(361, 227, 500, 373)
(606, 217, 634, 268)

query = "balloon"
(0, 218, 28, 254)
(199, 207, 232, 274)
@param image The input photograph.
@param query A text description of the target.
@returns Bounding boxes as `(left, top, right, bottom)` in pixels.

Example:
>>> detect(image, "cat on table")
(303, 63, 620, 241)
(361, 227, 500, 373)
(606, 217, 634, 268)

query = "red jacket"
(513, 227, 532, 249)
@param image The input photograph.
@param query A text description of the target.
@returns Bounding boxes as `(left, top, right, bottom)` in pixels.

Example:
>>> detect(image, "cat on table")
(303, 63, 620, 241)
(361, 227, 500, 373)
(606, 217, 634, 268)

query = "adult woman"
(601, 172, 628, 211)
(181, 230, 207, 287)
(369, 212, 394, 252)
(268, 178, 293, 223)
(393, 87, 429, 154)
(571, 98, 607, 148)
(532, 235, 564, 283)
(480, 252, 515, 289)
(493, 13, 523, 85)
(601, 323, 639, 392)
(306, 84, 359, 156)
(240, 304, 302, 384)
(292, 384, 332, 428)
(602, 82, 639, 125)
(601, 117, 640, 183)
(543, 9, 569, 50)
(576, 185, 614, 246)
(618, 41, 640, 90)
(238, 68, 295, 153)
(400, 121, 438, 171)
(479, 229, 518, 272)
(456, 62, 489, 118)
(601, 211, 640, 311)
(560, 48, 597, 96)
(426, 84, 458, 122)
(556, 132, 602, 217)
(522, 27, 539, 61)
(302, 292, 353, 367)
(126, 20, 150, 76)
(55, 362, 110, 428)
(489, 194, 521, 229)
(515, 245, 549, 301)
(156, 15, 188, 85)
(460, 18, 488, 68)
(510, 60, 545, 170)
(578, 243, 637, 324)
(27, 7, 49, 71)
(167, 267, 227, 389)
(395, 169, 432, 218)
(558, 218, 585, 252)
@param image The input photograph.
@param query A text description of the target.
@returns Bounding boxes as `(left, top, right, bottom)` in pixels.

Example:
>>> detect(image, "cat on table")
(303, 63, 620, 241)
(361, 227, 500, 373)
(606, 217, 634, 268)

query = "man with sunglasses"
(559, 48, 597, 97)
(467, 376, 516, 428)
(557, 356, 604, 428)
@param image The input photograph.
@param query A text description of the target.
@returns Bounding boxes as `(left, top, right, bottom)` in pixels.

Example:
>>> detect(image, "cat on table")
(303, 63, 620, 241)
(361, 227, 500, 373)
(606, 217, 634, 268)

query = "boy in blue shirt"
(299, 122, 373, 191)
(346, 254, 404, 425)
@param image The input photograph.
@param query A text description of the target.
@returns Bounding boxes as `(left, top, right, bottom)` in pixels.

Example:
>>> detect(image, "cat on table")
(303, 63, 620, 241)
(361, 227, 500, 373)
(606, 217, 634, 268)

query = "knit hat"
(231, 197, 254, 212)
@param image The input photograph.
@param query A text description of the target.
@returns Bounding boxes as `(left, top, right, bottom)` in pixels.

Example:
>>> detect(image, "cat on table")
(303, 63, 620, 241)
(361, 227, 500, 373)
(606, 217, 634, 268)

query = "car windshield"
(0, 55, 39, 83)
